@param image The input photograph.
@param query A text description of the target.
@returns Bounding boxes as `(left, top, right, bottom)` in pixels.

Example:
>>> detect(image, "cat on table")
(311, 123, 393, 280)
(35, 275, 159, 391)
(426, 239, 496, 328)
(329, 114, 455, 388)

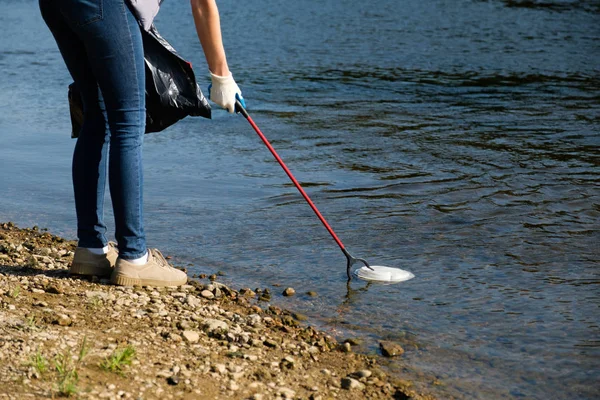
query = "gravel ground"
(0, 222, 434, 400)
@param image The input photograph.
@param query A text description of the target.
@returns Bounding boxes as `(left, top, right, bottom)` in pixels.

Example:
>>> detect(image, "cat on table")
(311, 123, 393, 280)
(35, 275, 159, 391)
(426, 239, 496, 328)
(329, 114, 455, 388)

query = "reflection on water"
(1, 0, 599, 399)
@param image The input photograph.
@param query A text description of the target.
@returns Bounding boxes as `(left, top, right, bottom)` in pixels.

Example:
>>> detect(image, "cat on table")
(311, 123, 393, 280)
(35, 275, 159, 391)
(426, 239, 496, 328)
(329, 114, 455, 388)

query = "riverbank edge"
(0, 222, 434, 400)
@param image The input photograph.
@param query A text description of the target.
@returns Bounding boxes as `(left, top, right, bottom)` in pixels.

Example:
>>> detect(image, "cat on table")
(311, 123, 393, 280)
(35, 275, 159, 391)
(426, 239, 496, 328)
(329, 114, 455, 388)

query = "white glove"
(209, 72, 243, 113)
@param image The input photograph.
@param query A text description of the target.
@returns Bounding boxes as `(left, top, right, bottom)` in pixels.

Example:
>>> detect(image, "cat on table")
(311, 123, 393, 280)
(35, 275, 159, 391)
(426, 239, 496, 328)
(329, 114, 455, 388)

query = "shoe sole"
(69, 263, 112, 277)
(111, 274, 187, 287)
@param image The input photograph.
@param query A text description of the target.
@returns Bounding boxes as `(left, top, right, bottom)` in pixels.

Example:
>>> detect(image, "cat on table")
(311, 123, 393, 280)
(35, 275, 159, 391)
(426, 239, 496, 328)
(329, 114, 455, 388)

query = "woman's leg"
(40, 0, 147, 260)
(39, 0, 111, 249)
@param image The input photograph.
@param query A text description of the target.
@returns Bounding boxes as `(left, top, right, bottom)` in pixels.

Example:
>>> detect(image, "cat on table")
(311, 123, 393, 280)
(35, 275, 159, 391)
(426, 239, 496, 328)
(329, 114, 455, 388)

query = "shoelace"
(150, 249, 172, 269)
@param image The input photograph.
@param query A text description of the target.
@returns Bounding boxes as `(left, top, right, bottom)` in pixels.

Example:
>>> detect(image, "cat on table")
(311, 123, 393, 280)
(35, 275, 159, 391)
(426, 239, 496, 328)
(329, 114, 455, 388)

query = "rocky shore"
(0, 222, 434, 400)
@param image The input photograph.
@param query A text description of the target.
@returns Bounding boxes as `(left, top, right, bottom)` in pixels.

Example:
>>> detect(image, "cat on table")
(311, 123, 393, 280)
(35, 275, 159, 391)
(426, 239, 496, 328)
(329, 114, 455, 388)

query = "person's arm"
(190, 0, 229, 76)
(190, 0, 243, 113)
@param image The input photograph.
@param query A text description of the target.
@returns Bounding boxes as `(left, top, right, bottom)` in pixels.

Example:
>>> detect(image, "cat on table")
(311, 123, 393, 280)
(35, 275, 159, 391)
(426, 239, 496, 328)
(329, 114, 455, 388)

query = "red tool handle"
(235, 100, 346, 251)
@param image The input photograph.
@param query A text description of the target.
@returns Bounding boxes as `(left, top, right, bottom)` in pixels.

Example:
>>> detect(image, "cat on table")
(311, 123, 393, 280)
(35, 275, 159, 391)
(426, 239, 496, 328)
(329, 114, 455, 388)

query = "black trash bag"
(68, 24, 211, 138)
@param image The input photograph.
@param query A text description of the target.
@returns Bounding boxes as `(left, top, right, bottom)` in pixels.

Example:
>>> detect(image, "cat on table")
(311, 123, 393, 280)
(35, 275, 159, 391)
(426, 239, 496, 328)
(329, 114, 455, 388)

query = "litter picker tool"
(235, 100, 414, 283)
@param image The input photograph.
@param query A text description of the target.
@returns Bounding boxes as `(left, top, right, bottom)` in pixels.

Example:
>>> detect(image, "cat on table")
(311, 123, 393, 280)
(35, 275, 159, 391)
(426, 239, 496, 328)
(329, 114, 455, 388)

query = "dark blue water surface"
(1, 0, 599, 398)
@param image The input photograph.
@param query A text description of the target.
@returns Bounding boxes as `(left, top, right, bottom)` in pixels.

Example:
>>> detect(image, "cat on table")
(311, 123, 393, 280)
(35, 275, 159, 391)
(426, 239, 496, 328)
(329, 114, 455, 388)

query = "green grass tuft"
(54, 351, 78, 397)
(100, 345, 136, 376)
(78, 336, 90, 362)
(28, 349, 49, 376)
(9, 285, 20, 298)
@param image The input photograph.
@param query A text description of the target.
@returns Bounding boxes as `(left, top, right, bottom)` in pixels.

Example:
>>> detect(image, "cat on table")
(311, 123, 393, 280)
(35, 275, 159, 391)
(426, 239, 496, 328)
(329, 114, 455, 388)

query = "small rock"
(340, 342, 352, 353)
(341, 377, 366, 390)
(203, 318, 228, 333)
(54, 314, 71, 326)
(167, 375, 179, 385)
(306, 291, 318, 297)
(350, 370, 372, 379)
(185, 295, 200, 307)
(168, 333, 183, 342)
(379, 341, 404, 357)
(46, 285, 64, 295)
(263, 339, 278, 348)
(85, 291, 105, 299)
(280, 356, 295, 369)
(182, 331, 200, 343)
(200, 290, 214, 299)
(344, 337, 363, 346)
(247, 314, 262, 326)
(250, 305, 262, 314)
(258, 293, 271, 302)
(157, 370, 172, 379)
(239, 288, 256, 297)
(292, 312, 307, 321)
(212, 364, 227, 374)
(277, 387, 296, 399)
(282, 287, 295, 297)
(177, 320, 192, 330)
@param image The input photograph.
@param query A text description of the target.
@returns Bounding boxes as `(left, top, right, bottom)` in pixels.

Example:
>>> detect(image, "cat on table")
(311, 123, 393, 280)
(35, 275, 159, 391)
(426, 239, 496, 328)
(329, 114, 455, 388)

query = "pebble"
(212, 364, 226, 374)
(239, 288, 256, 297)
(182, 330, 200, 343)
(379, 341, 404, 357)
(203, 318, 228, 333)
(340, 342, 352, 353)
(185, 294, 200, 308)
(167, 375, 179, 386)
(292, 312, 308, 321)
(350, 370, 372, 379)
(282, 287, 296, 297)
(55, 314, 71, 326)
(45, 285, 64, 295)
(341, 377, 366, 390)
(169, 333, 183, 342)
(277, 387, 296, 398)
(200, 290, 214, 299)
(280, 356, 295, 369)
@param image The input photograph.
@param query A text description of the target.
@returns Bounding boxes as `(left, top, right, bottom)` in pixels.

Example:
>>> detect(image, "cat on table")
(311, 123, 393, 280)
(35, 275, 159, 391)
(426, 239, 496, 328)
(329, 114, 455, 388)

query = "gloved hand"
(208, 72, 245, 113)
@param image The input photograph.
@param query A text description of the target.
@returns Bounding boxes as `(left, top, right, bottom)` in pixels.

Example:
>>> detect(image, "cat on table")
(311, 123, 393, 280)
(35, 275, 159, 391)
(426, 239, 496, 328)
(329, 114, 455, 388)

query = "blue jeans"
(40, 0, 147, 259)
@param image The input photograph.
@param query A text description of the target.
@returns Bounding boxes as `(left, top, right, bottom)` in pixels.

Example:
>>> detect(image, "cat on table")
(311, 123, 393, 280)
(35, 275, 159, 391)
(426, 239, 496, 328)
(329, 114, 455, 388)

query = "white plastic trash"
(354, 265, 415, 283)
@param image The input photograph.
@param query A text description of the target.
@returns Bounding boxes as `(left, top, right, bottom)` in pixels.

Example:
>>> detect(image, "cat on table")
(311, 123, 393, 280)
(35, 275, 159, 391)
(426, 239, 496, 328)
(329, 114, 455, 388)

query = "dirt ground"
(0, 222, 435, 400)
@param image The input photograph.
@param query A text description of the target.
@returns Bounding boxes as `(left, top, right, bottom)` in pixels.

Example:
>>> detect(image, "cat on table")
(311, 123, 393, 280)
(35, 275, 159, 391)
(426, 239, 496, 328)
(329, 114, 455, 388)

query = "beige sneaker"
(111, 248, 187, 287)
(70, 242, 118, 277)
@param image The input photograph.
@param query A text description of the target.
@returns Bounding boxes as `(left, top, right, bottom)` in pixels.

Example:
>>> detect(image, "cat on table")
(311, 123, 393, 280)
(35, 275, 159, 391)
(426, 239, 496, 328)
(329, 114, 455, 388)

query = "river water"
(1, 0, 599, 398)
